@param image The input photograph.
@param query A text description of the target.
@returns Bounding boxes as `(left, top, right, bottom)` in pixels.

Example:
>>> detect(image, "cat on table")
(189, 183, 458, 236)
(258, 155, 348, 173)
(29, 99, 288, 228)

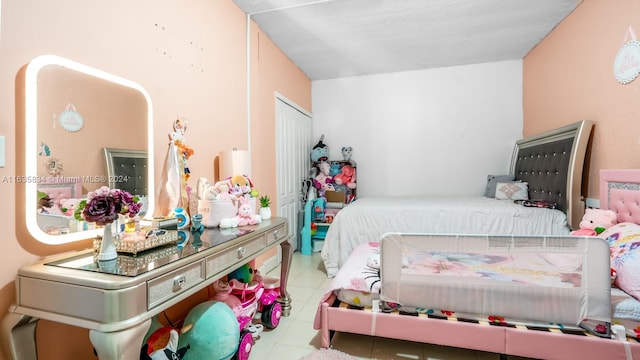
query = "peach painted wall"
(523, 0, 640, 199)
(0, 0, 310, 359)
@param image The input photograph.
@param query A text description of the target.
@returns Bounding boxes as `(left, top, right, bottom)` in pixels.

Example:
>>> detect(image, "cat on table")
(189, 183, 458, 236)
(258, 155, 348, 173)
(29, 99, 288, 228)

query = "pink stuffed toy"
(570, 208, 617, 236)
(235, 197, 262, 226)
(334, 164, 356, 189)
(313, 161, 335, 194)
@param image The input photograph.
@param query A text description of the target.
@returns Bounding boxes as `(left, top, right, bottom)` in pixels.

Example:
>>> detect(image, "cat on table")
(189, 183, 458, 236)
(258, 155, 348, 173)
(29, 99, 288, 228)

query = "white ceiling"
(233, 0, 581, 80)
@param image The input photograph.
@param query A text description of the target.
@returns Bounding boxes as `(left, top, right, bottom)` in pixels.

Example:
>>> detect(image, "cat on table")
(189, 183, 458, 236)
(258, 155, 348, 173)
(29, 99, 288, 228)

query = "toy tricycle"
(212, 272, 282, 360)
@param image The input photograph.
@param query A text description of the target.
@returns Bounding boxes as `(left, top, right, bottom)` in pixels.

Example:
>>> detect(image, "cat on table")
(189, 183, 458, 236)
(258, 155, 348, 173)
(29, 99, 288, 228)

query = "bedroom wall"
(312, 60, 524, 197)
(523, 0, 640, 200)
(0, 1, 311, 359)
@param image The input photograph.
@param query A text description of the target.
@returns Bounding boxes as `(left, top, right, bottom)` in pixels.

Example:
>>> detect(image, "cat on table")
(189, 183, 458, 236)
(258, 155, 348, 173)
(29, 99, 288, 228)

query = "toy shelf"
(300, 198, 330, 255)
(301, 160, 356, 255)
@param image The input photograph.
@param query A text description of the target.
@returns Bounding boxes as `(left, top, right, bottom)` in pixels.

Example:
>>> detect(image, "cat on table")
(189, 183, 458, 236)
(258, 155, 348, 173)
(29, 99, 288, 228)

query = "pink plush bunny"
(235, 197, 262, 226)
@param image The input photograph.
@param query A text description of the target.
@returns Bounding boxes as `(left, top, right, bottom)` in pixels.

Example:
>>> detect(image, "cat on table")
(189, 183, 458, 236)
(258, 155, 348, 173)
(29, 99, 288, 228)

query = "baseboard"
(258, 249, 281, 275)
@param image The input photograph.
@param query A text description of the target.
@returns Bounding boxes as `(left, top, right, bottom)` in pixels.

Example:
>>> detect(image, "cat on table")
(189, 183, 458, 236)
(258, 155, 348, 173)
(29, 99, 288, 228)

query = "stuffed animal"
(197, 177, 218, 200)
(313, 161, 334, 195)
(235, 197, 262, 226)
(329, 162, 341, 177)
(213, 180, 232, 200)
(570, 208, 617, 236)
(334, 164, 356, 189)
(229, 174, 252, 199)
(311, 135, 329, 162)
(60, 198, 83, 217)
(37, 191, 54, 213)
(177, 301, 240, 360)
(219, 217, 240, 229)
(341, 146, 353, 161)
(341, 146, 356, 166)
(141, 327, 190, 360)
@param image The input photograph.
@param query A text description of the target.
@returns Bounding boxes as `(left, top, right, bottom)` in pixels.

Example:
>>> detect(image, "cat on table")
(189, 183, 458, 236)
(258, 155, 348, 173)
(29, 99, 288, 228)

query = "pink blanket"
(313, 242, 381, 329)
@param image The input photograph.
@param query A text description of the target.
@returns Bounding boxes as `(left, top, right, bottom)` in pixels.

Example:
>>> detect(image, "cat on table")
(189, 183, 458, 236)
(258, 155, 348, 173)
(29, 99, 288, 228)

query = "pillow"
(484, 174, 515, 198)
(495, 182, 529, 200)
(601, 222, 640, 300)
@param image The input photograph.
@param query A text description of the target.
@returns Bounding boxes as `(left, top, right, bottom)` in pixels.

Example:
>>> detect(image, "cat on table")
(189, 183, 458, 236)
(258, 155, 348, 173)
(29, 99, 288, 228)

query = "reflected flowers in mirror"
(75, 186, 141, 226)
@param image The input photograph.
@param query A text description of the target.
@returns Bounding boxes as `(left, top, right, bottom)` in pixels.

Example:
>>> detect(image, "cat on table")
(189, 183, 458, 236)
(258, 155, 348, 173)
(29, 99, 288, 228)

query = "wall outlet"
(585, 197, 600, 209)
(0, 135, 5, 168)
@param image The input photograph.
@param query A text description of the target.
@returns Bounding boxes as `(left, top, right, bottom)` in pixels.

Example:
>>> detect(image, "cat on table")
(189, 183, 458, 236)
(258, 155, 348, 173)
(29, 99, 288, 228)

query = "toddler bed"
(313, 169, 640, 359)
(321, 120, 593, 278)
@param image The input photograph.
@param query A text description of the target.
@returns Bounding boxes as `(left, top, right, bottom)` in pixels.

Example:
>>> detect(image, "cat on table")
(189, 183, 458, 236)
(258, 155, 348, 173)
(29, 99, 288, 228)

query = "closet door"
(276, 95, 312, 252)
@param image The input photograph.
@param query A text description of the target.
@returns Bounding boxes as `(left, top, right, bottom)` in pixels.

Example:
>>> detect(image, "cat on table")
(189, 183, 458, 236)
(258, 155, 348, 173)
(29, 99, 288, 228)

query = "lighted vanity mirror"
(24, 55, 154, 245)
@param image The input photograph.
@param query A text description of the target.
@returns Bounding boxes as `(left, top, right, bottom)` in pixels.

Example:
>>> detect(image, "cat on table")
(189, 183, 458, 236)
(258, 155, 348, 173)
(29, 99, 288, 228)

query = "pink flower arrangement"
(75, 186, 141, 226)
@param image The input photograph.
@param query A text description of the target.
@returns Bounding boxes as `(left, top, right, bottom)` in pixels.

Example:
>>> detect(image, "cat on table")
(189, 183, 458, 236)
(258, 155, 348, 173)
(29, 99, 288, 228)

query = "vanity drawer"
(205, 236, 266, 278)
(147, 260, 205, 309)
(266, 223, 288, 245)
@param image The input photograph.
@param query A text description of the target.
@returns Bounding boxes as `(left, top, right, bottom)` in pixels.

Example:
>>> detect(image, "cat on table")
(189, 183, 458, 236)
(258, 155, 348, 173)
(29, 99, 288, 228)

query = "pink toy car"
(212, 272, 282, 360)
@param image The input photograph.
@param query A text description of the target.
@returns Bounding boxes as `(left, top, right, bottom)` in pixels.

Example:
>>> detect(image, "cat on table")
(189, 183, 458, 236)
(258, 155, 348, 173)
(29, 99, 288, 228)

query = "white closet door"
(276, 95, 312, 252)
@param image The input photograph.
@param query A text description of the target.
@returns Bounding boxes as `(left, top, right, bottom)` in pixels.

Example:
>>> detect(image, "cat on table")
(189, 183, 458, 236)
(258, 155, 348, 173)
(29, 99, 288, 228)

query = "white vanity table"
(2, 218, 292, 360)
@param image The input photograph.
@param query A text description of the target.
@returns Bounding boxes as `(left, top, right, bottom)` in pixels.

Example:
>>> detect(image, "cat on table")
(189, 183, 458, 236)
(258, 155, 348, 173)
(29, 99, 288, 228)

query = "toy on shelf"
(311, 134, 329, 162)
(341, 146, 356, 166)
(313, 161, 335, 198)
(211, 269, 282, 360)
(312, 197, 326, 222)
(334, 164, 356, 190)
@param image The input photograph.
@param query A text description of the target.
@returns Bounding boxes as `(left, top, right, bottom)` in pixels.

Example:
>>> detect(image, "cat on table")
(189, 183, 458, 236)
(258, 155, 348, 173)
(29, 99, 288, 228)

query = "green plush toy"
(178, 301, 239, 360)
(227, 263, 255, 284)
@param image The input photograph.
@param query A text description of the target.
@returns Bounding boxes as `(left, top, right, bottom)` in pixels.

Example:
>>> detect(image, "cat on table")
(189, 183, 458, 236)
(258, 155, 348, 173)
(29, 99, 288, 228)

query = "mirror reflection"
(25, 55, 154, 245)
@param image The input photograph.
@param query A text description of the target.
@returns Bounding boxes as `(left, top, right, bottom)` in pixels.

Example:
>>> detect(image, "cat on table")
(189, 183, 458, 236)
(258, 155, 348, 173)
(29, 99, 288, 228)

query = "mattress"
(321, 196, 570, 278)
(380, 233, 611, 326)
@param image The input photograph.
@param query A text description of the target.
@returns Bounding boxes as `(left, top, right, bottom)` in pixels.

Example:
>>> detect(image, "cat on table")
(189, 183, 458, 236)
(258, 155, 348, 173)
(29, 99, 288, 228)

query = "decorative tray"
(93, 229, 179, 255)
(116, 245, 181, 274)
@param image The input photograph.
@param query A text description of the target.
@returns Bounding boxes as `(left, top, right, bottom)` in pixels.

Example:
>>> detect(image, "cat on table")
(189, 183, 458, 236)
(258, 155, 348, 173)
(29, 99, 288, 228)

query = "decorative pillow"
(600, 222, 640, 300)
(484, 174, 515, 198)
(495, 182, 529, 200)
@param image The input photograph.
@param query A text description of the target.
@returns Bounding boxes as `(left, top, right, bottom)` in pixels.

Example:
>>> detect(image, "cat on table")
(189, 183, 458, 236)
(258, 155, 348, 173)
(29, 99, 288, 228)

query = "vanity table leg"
(278, 238, 293, 317)
(89, 319, 151, 360)
(1, 312, 38, 360)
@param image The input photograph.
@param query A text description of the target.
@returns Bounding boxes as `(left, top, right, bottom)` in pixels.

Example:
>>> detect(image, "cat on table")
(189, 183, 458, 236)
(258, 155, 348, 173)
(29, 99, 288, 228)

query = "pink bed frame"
(318, 169, 640, 359)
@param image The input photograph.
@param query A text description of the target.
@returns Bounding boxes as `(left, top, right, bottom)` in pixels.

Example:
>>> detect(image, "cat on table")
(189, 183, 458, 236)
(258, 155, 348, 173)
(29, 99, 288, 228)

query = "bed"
(321, 120, 593, 278)
(313, 168, 640, 360)
(36, 180, 84, 234)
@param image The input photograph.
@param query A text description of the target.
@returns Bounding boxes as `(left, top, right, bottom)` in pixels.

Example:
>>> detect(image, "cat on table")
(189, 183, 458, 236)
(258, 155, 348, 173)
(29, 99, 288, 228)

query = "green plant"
(259, 195, 271, 208)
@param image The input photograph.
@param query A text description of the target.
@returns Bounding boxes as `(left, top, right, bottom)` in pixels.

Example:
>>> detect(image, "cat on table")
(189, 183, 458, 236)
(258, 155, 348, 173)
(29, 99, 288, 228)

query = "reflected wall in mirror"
(25, 55, 154, 245)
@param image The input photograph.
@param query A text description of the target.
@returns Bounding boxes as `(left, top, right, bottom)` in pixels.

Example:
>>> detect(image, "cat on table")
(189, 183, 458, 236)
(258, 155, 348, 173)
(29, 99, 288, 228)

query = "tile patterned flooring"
(251, 251, 533, 360)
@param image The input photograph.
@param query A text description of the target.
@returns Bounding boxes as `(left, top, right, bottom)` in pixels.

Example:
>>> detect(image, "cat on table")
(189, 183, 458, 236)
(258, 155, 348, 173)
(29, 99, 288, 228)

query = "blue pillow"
(484, 174, 515, 198)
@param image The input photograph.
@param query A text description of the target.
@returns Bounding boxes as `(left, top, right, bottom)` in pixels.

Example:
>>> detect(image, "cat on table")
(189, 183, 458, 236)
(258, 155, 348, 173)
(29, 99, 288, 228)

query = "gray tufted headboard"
(510, 120, 593, 231)
(103, 147, 148, 197)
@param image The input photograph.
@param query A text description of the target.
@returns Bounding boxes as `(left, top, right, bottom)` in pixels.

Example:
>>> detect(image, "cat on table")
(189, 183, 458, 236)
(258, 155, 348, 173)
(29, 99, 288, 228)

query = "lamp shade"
(219, 149, 251, 180)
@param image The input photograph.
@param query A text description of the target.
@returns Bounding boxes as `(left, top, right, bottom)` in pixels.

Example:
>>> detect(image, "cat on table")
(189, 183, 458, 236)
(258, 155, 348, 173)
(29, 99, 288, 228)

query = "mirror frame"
(24, 55, 154, 245)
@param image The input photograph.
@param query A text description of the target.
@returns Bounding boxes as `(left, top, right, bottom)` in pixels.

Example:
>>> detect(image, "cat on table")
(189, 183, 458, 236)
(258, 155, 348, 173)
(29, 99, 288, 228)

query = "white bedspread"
(321, 196, 570, 278)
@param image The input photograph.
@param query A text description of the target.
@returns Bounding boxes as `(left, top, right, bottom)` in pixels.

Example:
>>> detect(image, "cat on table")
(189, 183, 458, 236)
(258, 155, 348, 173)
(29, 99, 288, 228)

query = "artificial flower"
(75, 186, 141, 226)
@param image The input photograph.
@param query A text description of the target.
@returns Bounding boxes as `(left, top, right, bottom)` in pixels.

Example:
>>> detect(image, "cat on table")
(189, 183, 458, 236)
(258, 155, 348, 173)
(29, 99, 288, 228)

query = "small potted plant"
(259, 195, 272, 220)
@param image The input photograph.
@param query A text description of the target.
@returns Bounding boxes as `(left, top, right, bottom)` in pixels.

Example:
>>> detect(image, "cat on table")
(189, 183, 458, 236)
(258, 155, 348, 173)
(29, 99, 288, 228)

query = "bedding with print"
(379, 233, 612, 326)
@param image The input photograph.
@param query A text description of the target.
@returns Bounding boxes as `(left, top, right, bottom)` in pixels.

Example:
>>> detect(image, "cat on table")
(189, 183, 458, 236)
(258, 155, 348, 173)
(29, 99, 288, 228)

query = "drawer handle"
(273, 230, 279, 240)
(173, 275, 187, 292)
(237, 247, 246, 259)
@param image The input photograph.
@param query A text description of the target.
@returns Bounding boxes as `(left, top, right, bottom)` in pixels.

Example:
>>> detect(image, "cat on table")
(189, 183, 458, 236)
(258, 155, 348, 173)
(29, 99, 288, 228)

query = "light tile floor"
(251, 251, 534, 360)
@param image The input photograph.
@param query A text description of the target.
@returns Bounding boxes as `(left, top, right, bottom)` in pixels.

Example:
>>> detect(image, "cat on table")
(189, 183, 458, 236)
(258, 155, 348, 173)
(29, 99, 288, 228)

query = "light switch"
(0, 135, 4, 168)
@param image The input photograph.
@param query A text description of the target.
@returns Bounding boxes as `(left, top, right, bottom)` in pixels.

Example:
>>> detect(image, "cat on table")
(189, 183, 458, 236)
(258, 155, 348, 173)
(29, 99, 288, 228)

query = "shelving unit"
(300, 198, 331, 255)
(300, 160, 356, 255)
